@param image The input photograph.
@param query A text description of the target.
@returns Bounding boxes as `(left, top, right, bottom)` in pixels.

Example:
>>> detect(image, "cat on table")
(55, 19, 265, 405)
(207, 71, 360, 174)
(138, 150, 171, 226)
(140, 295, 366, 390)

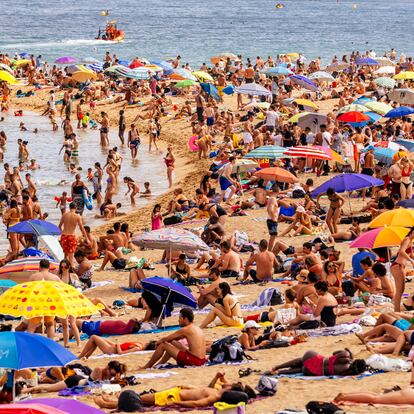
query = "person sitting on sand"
(73, 250, 93, 288)
(98, 245, 127, 271)
(128, 267, 147, 290)
(201, 215, 225, 245)
(240, 179, 268, 209)
(280, 206, 313, 237)
(197, 268, 224, 309)
(348, 257, 380, 294)
(170, 253, 194, 285)
(329, 217, 361, 242)
(200, 282, 243, 328)
(127, 290, 163, 324)
(333, 367, 414, 405)
(95, 371, 256, 410)
(212, 240, 241, 278)
(78, 335, 156, 359)
(240, 239, 277, 283)
(265, 348, 366, 377)
(140, 308, 206, 369)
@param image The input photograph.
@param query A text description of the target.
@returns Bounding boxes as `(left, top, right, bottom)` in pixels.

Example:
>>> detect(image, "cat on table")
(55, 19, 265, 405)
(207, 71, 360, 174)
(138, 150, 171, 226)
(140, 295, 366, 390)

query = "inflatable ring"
(83, 190, 93, 211)
(14, 111, 23, 116)
(188, 135, 199, 152)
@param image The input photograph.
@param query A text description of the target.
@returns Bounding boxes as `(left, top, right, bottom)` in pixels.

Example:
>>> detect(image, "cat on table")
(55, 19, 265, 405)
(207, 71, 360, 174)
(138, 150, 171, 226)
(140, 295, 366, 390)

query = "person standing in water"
(118, 109, 126, 145)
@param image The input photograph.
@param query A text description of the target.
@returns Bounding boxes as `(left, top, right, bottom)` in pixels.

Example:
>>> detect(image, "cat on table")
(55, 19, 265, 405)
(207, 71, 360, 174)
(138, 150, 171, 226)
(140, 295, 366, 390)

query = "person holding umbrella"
(140, 308, 206, 369)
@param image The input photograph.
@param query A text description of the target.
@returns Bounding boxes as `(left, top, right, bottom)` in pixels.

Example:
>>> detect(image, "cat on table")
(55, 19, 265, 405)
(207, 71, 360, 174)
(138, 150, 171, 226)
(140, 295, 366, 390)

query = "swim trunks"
(154, 387, 182, 406)
(219, 176, 233, 191)
(77, 112, 83, 121)
(60, 234, 78, 254)
(64, 375, 85, 388)
(81, 320, 101, 336)
(221, 269, 240, 278)
(207, 117, 215, 127)
(393, 318, 411, 331)
(266, 219, 278, 236)
(176, 351, 206, 367)
(196, 107, 204, 122)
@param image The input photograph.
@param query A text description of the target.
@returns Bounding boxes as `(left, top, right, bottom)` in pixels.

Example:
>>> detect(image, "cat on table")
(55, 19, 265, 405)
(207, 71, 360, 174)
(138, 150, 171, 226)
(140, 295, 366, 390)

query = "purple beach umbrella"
(289, 74, 318, 91)
(54, 56, 77, 64)
(355, 57, 379, 66)
(19, 398, 105, 414)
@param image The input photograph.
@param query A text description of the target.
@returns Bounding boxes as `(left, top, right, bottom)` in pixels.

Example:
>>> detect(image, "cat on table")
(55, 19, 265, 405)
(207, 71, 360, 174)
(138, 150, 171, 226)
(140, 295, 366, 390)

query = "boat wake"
(0, 38, 125, 49)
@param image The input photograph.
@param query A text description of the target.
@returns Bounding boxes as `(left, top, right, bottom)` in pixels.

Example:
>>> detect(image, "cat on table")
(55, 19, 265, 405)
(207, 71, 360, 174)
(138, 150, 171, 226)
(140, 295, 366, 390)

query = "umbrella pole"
(347, 192, 353, 216)
(168, 246, 172, 277)
(157, 288, 172, 327)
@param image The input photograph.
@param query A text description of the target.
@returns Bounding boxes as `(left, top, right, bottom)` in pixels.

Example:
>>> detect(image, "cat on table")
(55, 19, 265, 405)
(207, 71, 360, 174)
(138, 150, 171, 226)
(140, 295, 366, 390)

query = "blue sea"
(0, 0, 412, 66)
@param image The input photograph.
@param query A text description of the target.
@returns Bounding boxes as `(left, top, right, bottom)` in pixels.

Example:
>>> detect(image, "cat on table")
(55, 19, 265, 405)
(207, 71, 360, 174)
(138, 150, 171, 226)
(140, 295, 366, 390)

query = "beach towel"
(272, 371, 383, 381)
(89, 350, 154, 360)
(250, 288, 284, 307)
(154, 359, 250, 370)
(85, 280, 113, 291)
(296, 323, 362, 338)
(133, 371, 178, 379)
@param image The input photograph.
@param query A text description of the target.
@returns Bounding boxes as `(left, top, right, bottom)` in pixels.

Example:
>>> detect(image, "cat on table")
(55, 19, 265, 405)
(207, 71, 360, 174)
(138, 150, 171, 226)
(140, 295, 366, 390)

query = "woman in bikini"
(123, 177, 140, 206)
(317, 187, 345, 234)
(164, 145, 175, 188)
(330, 217, 361, 242)
(391, 227, 414, 312)
(200, 282, 243, 328)
(147, 118, 159, 151)
(398, 156, 414, 200)
(93, 162, 103, 207)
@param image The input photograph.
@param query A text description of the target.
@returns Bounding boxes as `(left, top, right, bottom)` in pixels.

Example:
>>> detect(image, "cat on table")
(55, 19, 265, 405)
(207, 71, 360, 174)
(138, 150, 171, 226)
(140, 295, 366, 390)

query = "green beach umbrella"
(364, 101, 393, 116)
(374, 77, 396, 89)
(175, 79, 198, 88)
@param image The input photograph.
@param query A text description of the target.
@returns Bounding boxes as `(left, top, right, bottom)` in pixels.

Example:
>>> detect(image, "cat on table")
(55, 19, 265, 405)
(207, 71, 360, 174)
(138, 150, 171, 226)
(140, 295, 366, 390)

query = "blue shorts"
(393, 319, 410, 331)
(219, 176, 233, 191)
(207, 117, 215, 126)
(81, 320, 101, 336)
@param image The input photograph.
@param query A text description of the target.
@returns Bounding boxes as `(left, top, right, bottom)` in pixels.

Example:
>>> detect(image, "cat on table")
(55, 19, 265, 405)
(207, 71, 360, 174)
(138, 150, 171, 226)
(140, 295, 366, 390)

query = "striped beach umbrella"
(244, 145, 289, 160)
(308, 71, 335, 82)
(0, 257, 60, 282)
(235, 83, 271, 96)
(283, 145, 331, 160)
(171, 68, 197, 81)
(373, 141, 408, 152)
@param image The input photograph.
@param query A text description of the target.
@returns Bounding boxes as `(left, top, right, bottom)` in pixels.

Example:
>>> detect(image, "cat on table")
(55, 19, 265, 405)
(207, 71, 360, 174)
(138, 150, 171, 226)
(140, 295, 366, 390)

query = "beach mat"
(272, 371, 384, 381)
(154, 359, 250, 370)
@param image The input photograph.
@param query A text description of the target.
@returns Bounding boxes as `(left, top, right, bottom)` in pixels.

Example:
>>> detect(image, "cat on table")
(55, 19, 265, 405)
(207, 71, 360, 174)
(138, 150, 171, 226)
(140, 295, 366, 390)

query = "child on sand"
(151, 204, 162, 230)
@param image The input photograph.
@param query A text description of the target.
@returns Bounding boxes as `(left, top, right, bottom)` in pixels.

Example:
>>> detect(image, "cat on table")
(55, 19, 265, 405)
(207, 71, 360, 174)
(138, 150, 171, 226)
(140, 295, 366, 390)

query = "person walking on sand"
(266, 194, 279, 252)
(140, 308, 206, 369)
(164, 144, 175, 188)
(59, 202, 87, 268)
(218, 156, 237, 203)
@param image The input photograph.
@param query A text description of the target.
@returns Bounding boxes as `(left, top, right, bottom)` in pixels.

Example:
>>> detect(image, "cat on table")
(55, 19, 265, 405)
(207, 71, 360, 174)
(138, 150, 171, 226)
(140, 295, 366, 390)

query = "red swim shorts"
(176, 351, 206, 367)
(60, 234, 78, 254)
(77, 112, 83, 121)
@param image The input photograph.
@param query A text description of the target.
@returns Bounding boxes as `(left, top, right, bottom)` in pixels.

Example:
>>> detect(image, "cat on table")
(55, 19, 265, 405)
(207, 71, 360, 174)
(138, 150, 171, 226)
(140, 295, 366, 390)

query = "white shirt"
(306, 132, 315, 145)
(322, 131, 332, 147)
(49, 93, 56, 110)
(265, 110, 279, 127)
(271, 133, 283, 146)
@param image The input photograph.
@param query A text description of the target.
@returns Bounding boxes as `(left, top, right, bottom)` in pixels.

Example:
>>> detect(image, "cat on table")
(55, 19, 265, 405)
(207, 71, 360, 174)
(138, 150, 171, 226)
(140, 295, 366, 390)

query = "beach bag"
(366, 354, 412, 372)
(256, 375, 278, 396)
(213, 402, 245, 414)
(306, 401, 344, 414)
(209, 335, 250, 363)
(220, 391, 249, 405)
(163, 214, 182, 226)
(298, 320, 320, 330)
(270, 289, 284, 306)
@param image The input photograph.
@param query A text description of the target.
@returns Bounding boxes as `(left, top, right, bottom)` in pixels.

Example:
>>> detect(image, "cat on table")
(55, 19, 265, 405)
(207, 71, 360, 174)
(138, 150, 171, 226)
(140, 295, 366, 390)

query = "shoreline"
(9, 86, 206, 235)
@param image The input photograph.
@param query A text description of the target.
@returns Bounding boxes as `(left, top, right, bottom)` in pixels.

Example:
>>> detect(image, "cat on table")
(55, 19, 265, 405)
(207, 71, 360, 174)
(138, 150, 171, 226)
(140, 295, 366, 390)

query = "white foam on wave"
(0, 38, 126, 49)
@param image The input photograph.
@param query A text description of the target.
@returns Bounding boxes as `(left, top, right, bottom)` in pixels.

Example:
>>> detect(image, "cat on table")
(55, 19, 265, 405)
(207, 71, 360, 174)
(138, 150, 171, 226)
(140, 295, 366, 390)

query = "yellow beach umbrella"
(0, 70, 18, 84)
(369, 208, 414, 228)
(0, 280, 101, 318)
(394, 71, 414, 80)
(293, 99, 319, 110)
(192, 71, 213, 82)
(14, 59, 31, 67)
(288, 112, 310, 123)
(72, 70, 97, 83)
(364, 101, 393, 116)
(350, 226, 410, 249)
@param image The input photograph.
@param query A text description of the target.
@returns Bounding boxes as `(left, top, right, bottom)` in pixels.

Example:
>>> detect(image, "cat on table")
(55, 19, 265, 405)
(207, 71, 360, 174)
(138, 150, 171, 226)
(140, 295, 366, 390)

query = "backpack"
(256, 376, 278, 396)
(306, 401, 344, 414)
(163, 214, 182, 226)
(209, 335, 251, 363)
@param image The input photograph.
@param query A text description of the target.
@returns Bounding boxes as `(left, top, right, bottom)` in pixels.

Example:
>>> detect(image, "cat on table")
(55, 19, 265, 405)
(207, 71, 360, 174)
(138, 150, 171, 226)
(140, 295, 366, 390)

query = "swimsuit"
(176, 351, 206, 367)
(60, 234, 78, 254)
(221, 269, 240, 278)
(266, 219, 278, 236)
(303, 354, 337, 376)
(154, 387, 182, 406)
(219, 176, 233, 191)
(320, 305, 337, 327)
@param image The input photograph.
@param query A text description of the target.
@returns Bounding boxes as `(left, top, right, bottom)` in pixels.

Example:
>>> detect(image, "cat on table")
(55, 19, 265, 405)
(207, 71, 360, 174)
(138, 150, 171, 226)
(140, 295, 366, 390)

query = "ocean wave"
(0, 39, 125, 49)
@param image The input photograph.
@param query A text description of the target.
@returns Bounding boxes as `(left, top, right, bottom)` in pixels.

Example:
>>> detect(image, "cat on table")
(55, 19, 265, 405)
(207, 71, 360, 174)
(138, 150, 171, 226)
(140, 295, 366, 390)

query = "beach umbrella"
(286, 52, 299, 59)
(396, 139, 414, 152)
(368, 146, 399, 165)
(141, 276, 197, 324)
(129, 59, 144, 69)
(7, 220, 61, 236)
(312, 146, 345, 164)
(325, 62, 350, 73)
(375, 57, 396, 67)
(54, 56, 77, 64)
(364, 101, 393, 115)
(296, 112, 328, 132)
(175, 79, 198, 88)
(0, 70, 18, 84)
(388, 89, 414, 105)
(125, 67, 154, 80)
(254, 167, 298, 184)
(144, 65, 163, 73)
(337, 104, 369, 115)
(244, 145, 290, 160)
(283, 145, 331, 161)
(0, 63, 13, 73)
(308, 71, 335, 82)
(104, 65, 130, 76)
(235, 83, 271, 96)
(373, 141, 408, 151)
(350, 226, 410, 249)
(13, 59, 31, 67)
(266, 66, 293, 77)
(384, 106, 414, 118)
(311, 173, 384, 197)
(65, 64, 82, 74)
(374, 77, 396, 89)
(233, 159, 259, 173)
(171, 68, 197, 81)
(0, 280, 17, 295)
(0, 280, 100, 319)
(200, 82, 219, 101)
(222, 84, 235, 95)
(86, 63, 103, 73)
(369, 208, 414, 228)
(151, 60, 174, 73)
(216, 52, 238, 60)
(132, 228, 208, 252)
(243, 101, 271, 110)
(0, 257, 60, 282)
(289, 74, 318, 91)
(394, 71, 414, 80)
(374, 66, 396, 75)
(19, 398, 105, 414)
(397, 199, 414, 208)
(355, 57, 379, 66)
(288, 112, 310, 123)
(0, 332, 76, 370)
(337, 111, 371, 123)
(352, 96, 374, 105)
(292, 98, 319, 110)
(81, 57, 100, 64)
(71, 71, 97, 83)
(192, 71, 213, 82)
(0, 404, 66, 414)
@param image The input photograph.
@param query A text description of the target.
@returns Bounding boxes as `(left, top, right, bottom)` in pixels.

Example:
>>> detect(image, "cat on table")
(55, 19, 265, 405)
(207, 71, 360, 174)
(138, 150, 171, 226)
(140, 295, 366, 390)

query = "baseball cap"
(296, 206, 305, 213)
(244, 320, 262, 329)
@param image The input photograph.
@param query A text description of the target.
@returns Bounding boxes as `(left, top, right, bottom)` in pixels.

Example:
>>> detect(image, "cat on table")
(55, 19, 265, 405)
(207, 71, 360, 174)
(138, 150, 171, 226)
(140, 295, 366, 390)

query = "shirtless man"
(240, 178, 267, 209)
(25, 173, 37, 198)
(197, 268, 224, 309)
(195, 91, 205, 123)
(99, 111, 110, 147)
(388, 160, 402, 197)
(21, 195, 34, 221)
(351, 127, 368, 173)
(78, 225, 99, 260)
(76, 99, 84, 129)
(242, 239, 277, 283)
(266, 194, 279, 252)
(140, 308, 206, 369)
(58, 202, 87, 267)
(98, 222, 127, 252)
(214, 240, 241, 278)
(242, 114, 254, 151)
(27, 259, 61, 338)
(218, 156, 237, 203)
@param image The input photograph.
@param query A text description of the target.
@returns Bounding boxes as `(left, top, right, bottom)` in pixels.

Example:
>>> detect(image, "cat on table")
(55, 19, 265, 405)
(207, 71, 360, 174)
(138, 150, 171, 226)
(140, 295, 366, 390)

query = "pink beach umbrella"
(55, 56, 77, 64)
(350, 226, 410, 249)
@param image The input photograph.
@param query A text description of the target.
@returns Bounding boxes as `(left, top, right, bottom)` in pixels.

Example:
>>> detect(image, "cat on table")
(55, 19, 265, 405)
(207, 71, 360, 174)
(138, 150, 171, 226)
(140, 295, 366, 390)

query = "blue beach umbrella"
(348, 111, 382, 127)
(311, 173, 384, 197)
(355, 57, 379, 66)
(222, 84, 235, 95)
(7, 220, 61, 236)
(352, 96, 374, 105)
(244, 145, 290, 160)
(0, 332, 76, 370)
(266, 66, 293, 77)
(369, 147, 398, 165)
(151, 60, 173, 75)
(396, 139, 414, 152)
(117, 59, 130, 67)
(384, 106, 414, 118)
(289, 74, 318, 91)
(200, 82, 219, 101)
